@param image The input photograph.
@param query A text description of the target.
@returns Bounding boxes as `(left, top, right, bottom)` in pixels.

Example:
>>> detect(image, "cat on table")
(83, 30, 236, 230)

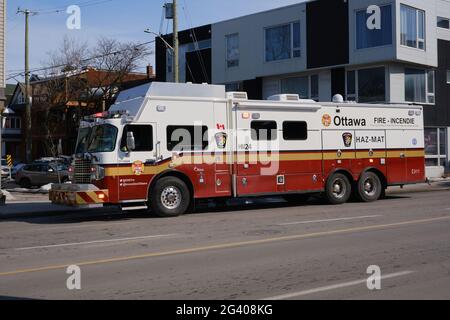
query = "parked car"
(33, 156, 72, 165)
(1, 159, 10, 179)
(15, 162, 70, 188)
(11, 163, 26, 179)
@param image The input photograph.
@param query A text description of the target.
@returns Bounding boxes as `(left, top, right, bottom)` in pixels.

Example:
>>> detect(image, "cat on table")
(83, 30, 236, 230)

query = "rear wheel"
(325, 173, 352, 205)
(150, 177, 191, 217)
(356, 172, 382, 202)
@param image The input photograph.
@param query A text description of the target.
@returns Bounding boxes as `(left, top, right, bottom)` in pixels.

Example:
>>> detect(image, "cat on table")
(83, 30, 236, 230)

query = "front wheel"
(356, 172, 382, 202)
(325, 173, 352, 205)
(150, 177, 191, 217)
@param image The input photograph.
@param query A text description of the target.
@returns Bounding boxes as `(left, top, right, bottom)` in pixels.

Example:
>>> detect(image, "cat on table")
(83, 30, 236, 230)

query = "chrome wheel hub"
(161, 186, 181, 210)
(363, 178, 376, 196)
(332, 179, 346, 199)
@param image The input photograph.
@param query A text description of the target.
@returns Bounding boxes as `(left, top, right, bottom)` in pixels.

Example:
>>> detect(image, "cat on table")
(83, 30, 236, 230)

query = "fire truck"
(50, 82, 425, 217)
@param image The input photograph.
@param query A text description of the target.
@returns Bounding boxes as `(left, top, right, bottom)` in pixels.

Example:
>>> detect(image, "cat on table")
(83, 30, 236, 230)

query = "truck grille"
(73, 158, 92, 184)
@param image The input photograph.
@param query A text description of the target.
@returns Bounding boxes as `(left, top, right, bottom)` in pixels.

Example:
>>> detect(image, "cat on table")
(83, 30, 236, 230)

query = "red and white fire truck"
(50, 82, 425, 217)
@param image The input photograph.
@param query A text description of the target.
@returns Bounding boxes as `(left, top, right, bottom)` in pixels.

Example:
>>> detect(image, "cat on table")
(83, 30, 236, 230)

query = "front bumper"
(50, 184, 109, 206)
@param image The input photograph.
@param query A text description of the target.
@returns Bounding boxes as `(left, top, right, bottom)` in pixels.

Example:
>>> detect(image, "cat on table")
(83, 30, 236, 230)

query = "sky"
(5, 0, 304, 84)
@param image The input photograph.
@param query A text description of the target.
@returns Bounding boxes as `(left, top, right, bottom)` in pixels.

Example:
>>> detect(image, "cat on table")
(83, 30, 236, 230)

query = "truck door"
(386, 130, 407, 184)
(213, 102, 232, 197)
(117, 123, 158, 202)
(235, 111, 282, 196)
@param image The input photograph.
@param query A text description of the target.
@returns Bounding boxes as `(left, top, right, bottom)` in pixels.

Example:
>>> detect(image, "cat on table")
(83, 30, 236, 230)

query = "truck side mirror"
(126, 132, 136, 151)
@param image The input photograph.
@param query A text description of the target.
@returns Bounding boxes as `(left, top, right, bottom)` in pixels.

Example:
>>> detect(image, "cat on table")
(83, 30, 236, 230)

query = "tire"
(150, 177, 191, 217)
(325, 173, 352, 205)
(19, 178, 31, 189)
(356, 172, 382, 202)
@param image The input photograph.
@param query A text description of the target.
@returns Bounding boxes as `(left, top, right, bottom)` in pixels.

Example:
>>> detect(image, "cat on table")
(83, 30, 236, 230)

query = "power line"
(182, 0, 209, 83)
(24, 0, 116, 16)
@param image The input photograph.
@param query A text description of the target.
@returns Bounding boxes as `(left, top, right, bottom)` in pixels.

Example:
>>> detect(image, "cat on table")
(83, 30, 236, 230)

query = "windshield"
(86, 124, 118, 153)
(75, 127, 91, 154)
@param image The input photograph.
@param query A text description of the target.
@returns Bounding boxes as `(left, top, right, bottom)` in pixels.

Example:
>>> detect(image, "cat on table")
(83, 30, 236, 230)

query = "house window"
(251, 121, 277, 141)
(265, 22, 300, 62)
(283, 121, 308, 141)
(405, 68, 435, 104)
(280, 75, 318, 100)
(358, 67, 386, 103)
(4, 117, 21, 129)
(226, 34, 239, 68)
(17, 93, 24, 104)
(356, 5, 392, 49)
(400, 5, 425, 50)
(166, 125, 209, 151)
(437, 17, 450, 29)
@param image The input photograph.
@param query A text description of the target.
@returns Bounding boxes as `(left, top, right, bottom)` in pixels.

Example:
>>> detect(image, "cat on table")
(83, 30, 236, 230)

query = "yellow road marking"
(1, 215, 448, 277)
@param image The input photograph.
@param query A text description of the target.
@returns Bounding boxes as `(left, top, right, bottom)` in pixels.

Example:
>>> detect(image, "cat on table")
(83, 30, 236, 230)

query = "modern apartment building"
(155, 0, 450, 178)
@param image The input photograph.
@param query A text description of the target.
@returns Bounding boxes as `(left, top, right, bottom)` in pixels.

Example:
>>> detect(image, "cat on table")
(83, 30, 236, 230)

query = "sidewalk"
(0, 190, 119, 219)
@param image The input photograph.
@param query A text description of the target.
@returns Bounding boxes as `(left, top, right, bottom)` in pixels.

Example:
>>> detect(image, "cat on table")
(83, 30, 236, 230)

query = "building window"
(280, 75, 318, 100)
(265, 22, 300, 62)
(437, 16, 450, 29)
(425, 128, 447, 167)
(281, 76, 308, 99)
(167, 50, 173, 74)
(346, 70, 356, 101)
(310, 75, 319, 101)
(356, 5, 392, 49)
(225, 82, 243, 92)
(226, 34, 239, 68)
(358, 67, 386, 103)
(251, 121, 277, 141)
(283, 121, 307, 141)
(400, 5, 425, 50)
(166, 125, 209, 151)
(405, 68, 435, 104)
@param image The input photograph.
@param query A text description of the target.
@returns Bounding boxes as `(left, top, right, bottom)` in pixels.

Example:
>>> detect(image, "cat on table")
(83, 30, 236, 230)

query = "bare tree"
(87, 37, 150, 109)
(32, 36, 150, 166)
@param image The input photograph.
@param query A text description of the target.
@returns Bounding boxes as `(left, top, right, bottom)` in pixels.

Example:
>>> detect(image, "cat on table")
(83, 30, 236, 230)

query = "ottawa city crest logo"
(322, 114, 332, 127)
(342, 132, 353, 148)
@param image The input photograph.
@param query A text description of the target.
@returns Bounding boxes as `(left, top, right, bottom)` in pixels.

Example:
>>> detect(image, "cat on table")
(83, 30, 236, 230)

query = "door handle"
(400, 153, 406, 159)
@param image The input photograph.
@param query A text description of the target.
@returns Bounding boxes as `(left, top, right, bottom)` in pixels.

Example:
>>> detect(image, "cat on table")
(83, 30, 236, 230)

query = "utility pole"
(17, 8, 33, 163)
(173, 0, 179, 83)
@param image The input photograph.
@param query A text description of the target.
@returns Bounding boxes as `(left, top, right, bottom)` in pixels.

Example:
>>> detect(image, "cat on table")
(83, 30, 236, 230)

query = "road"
(0, 186, 450, 300)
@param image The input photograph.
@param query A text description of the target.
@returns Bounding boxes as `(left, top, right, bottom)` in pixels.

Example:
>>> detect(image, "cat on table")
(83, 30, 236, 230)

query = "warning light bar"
(84, 110, 129, 121)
